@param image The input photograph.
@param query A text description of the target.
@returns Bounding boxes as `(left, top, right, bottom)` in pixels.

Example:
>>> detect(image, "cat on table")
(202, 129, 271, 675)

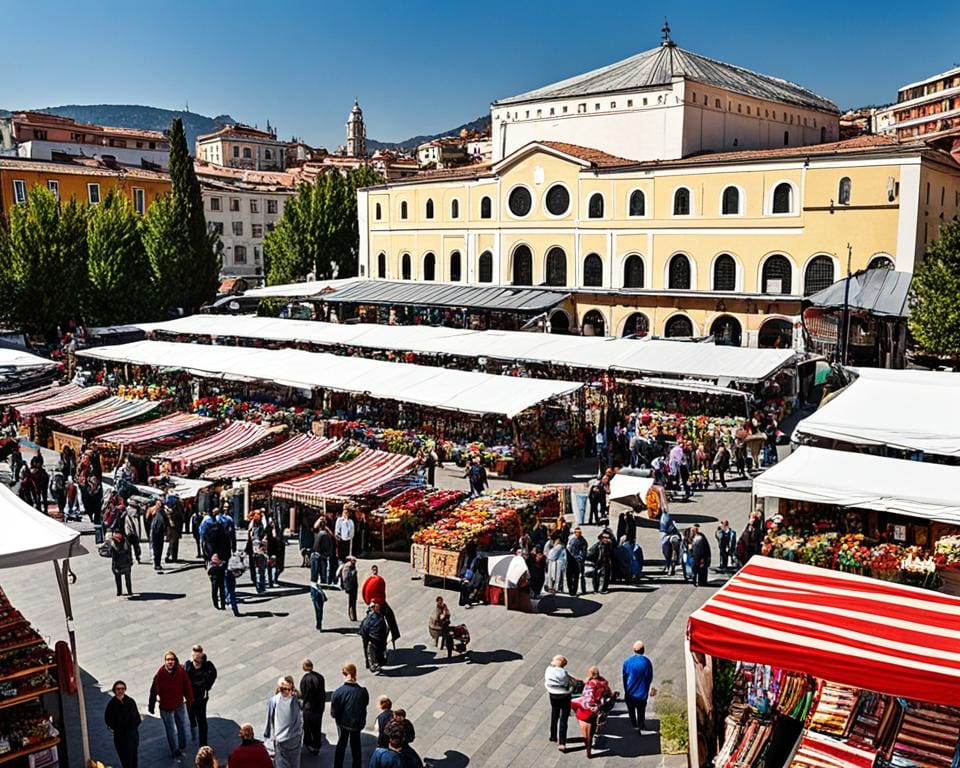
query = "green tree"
(263, 166, 383, 285)
(142, 193, 190, 311)
(168, 117, 220, 310)
(85, 191, 157, 325)
(909, 219, 960, 356)
(0, 185, 87, 335)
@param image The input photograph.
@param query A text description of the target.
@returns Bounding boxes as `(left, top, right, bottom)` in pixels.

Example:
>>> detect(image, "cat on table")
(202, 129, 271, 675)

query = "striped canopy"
(92, 413, 214, 451)
(15, 385, 107, 419)
(153, 421, 273, 471)
(0, 384, 62, 408)
(202, 434, 343, 484)
(47, 396, 159, 434)
(272, 449, 418, 506)
(688, 556, 960, 707)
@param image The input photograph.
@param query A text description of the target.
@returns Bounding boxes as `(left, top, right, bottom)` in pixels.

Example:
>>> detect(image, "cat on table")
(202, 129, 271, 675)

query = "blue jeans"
(160, 703, 188, 755)
(310, 586, 325, 629)
(225, 571, 239, 616)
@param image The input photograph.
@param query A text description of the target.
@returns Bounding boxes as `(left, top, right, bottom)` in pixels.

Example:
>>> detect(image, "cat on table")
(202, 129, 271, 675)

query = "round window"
(508, 186, 532, 217)
(545, 184, 570, 216)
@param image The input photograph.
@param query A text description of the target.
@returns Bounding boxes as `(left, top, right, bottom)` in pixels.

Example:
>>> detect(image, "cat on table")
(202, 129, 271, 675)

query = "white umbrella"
(487, 553, 530, 588)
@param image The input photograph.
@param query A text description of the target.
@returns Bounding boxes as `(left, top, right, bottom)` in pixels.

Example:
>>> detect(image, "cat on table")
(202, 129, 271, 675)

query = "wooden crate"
(427, 547, 463, 579)
(410, 543, 429, 573)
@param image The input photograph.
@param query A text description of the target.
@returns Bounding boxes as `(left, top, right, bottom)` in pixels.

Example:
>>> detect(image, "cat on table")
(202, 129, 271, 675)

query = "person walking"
(164, 495, 184, 564)
(466, 456, 488, 498)
(331, 663, 369, 768)
(360, 602, 389, 673)
(226, 724, 272, 768)
(310, 575, 327, 630)
(337, 556, 359, 622)
(716, 520, 736, 571)
(104, 680, 141, 768)
(311, 521, 337, 585)
(299, 659, 325, 755)
(335, 509, 355, 564)
(148, 651, 193, 759)
(145, 499, 168, 572)
(545, 533, 567, 594)
(264, 676, 302, 768)
(570, 666, 613, 759)
(108, 530, 134, 597)
(50, 463, 66, 518)
(544, 655, 576, 753)
(566, 527, 588, 596)
(428, 595, 454, 658)
(361, 564, 400, 648)
(622, 641, 654, 734)
(711, 441, 730, 489)
(184, 644, 217, 748)
(690, 524, 711, 587)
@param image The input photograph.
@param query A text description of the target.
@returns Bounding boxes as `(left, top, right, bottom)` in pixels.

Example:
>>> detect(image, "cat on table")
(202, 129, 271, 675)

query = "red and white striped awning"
(0, 383, 61, 408)
(201, 434, 343, 484)
(48, 396, 160, 434)
(15, 385, 107, 419)
(688, 556, 960, 707)
(272, 449, 418, 505)
(91, 412, 214, 450)
(153, 421, 273, 472)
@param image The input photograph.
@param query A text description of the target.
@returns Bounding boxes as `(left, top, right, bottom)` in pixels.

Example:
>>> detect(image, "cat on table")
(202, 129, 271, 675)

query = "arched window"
(713, 254, 737, 291)
(668, 254, 691, 289)
(377, 252, 386, 279)
(838, 177, 851, 205)
(673, 188, 690, 216)
(375, 202, 382, 220)
(400, 200, 408, 219)
(762, 255, 792, 294)
(581, 310, 606, 337)
(759, 318, 793, 349)
(478, 251, 493, 283)
(264, 149, 272, 160)
(628, 190, 645, 217)
(545, 247, 567, 286)
(772, 183, 793, 214)
(868, 255, 895, 271)
(425, 199, 434, 219)
(512, 245, 532, 285)
(583, 254, 603, 287)
(451, 199, 459, 219)
(401, 253, 411, 280)
(623, 255, 644, 288)
(804, 255, 835, 295)
(423, 252, 436, 281)
(449, 251, 462, 282)
(587, 193, 604, 219)
(480, 196, 492, 219)
(622, 312, 650, 338)
(665, 315, 694, 338)
(721, 186, 740, 215)
(711, 315, 742, 346)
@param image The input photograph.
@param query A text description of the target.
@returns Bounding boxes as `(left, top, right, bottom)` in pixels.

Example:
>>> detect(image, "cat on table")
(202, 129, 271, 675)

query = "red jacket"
(149, 664, 194, 712)
(227, 740, 273, 768)
(361, 574, 386, 606)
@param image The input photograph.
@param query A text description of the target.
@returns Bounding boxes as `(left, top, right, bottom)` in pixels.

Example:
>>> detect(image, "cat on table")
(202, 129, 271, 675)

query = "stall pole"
(685, 634, 700, 768)
(54, 558, 90, 764)
(840, 243, 852, 366)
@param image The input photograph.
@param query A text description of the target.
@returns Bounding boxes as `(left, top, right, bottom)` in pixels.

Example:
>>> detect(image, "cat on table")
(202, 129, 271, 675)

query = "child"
(376, 696, 394, 747)
(252, 540, 268, 594)
(309, 577, 326, 630)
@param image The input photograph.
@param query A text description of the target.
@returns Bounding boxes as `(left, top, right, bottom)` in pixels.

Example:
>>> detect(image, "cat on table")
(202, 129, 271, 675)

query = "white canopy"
(137, 315, 797, 383)
(0, 347, 58, 371)
(795, 368, 960, 456)
(78, 340, 581, 418)
(752, 446, 960, 524)
(487, 553, 530, 589)
(608, 472, 654, 505)
(0, 484, 85, 567)
(241, 278, 360, 299)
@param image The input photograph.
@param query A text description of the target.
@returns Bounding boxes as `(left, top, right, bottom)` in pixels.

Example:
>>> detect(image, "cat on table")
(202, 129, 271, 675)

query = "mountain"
(1, 105, 237, 148)
(367, 114, 491, 151)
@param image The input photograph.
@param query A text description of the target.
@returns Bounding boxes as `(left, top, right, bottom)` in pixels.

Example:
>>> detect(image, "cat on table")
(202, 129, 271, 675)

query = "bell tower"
(346, 99, 366, 158)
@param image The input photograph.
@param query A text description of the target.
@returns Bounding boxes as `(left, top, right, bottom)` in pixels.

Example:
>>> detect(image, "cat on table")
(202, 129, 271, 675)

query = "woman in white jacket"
(544, 655, 578, 752)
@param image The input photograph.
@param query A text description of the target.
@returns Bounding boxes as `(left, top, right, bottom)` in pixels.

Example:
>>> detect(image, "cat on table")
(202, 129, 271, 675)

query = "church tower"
(346, 100, 366, 158)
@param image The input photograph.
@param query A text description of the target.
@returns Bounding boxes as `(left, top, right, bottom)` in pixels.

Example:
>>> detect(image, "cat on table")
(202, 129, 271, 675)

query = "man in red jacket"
(361, 565, 400, 649)
(148, 651, 193, 758)
(227, 723, 273, 768)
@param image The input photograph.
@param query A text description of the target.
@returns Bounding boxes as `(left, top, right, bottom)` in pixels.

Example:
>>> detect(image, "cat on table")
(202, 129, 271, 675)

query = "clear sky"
(3, 0, 958, 149)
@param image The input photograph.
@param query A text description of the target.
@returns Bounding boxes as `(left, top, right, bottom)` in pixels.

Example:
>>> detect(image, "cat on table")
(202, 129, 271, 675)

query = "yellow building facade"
(358, 137, 960, 346)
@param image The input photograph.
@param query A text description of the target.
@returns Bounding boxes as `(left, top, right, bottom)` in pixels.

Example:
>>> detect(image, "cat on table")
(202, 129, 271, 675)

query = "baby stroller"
(450, 624, 470, 654)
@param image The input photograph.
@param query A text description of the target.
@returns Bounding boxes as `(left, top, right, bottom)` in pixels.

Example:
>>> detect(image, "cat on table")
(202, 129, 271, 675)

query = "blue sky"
(3, 1, 958, 149)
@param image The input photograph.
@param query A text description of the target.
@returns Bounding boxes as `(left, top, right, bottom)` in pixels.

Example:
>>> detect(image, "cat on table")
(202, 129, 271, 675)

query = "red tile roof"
(196, 124, 280, 142)
(0, 156, 169, 181)
(538, 141, 635, 167)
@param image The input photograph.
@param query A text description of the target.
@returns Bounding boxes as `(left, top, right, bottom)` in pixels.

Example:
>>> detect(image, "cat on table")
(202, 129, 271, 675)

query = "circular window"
(508, 186, 532, 217)
(544, 184, 570, 216)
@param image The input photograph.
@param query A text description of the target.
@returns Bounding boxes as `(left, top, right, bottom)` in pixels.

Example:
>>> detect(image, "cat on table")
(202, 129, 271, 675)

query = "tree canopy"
(909, 219, 960, 357)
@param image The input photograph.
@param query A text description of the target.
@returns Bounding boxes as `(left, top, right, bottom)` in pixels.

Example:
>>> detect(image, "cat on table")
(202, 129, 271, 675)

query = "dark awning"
(803, 269, 911, 317)
(322, 280, 569, 313)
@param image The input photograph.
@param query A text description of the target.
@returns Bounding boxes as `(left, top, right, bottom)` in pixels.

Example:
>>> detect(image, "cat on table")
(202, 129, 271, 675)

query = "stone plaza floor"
(2, 459, 757, 767)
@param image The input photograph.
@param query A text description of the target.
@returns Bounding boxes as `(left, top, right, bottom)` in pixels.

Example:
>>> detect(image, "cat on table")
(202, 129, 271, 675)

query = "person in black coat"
(689, 524, 712, 587)
(588, 530, 616, 594)
(299, 659, 326, 754)
(105, 679, 141, 768)
(184, 645, 217, 747)
(360, 602, 389, 672)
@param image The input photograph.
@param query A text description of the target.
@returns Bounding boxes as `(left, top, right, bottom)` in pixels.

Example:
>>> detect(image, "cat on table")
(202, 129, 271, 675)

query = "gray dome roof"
(493, 44, 837, 113)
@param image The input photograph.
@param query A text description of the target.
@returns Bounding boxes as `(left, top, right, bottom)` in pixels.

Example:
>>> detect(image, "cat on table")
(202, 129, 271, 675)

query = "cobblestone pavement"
(2, 455, 758, 768)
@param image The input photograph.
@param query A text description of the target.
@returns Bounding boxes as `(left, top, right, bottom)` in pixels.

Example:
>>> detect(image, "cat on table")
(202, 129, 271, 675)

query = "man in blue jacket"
(622, 641, 654, 734)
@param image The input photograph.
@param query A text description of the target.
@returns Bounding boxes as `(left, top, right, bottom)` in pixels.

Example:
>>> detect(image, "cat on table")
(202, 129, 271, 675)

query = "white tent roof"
(752, 446, 960, 523)
(137, 315, 797, 383)
(78, 340, 581, 418)
(241, 278, 360, 299)
(0, 347, 58, 371)
(795, 368, 960, 456)
(0, 484, 85, 567)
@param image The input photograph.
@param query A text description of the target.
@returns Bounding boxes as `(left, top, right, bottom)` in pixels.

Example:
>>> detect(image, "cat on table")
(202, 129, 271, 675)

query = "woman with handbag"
(570, 666, 614, 758)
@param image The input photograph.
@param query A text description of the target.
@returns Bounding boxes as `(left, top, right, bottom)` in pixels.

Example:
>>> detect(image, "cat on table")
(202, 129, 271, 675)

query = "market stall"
(90, 412, 215, 456)
(0, 384, 62, 410)
(152, 421, 278, 476)
(753, 446, 960, 587)
(201, 434, 342, 486)
(365, 488, 467, 553)
(685, 556, 960, 768)
(46, 396, 160, 454)
(0, 348, 61, 396)
(13, 386, 107, 442)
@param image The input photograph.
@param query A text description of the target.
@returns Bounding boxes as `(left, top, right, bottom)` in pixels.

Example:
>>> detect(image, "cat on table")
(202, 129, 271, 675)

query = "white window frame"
(87, 183, 101, 205)
(719, 185, 745, 217)
(133, 187, 145, 215)
(542, 182, 572, 218)
(46, 180, 60, 201)
(768, 180, 798, 216)
(505, 184, 535, 220)
(13, 179, 27, 205)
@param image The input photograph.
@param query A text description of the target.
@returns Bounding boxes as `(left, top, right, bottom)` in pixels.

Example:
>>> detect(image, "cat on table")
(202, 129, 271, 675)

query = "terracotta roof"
(0, 156, 170, 181)
(196, 124, 280, 142)
(538, 141, 634, 167)
(408, 163, 493, 182)
(100, 125, 166, 141)
(194, 160, 296, 188)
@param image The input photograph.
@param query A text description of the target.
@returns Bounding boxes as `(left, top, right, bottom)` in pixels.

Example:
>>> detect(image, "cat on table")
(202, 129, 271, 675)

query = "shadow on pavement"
(425, 749, 470, 768)
(379, 644, 449, 677)
(594, 711, 662, 758)
(127, 592, 186, 601)
(536, 594, 601, 618)
(238, 610, 290, 619)
(461, 649, 521, 665)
